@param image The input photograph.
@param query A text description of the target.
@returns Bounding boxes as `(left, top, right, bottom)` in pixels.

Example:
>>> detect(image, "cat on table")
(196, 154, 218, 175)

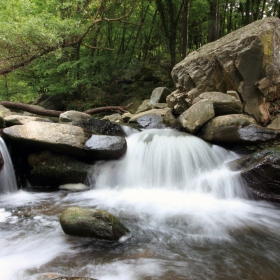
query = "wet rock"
(193, 92, 242, 115)
(227, 148, 280, 201)
(28, 151, 92, 187)
(150, 87, 171, 105)
(84, 135, 127, 160)
(59, 111, 91, 124)
(198, 114, 280, 144)
(0, 151, 3, 171)
(178, 99, 215, 134)
(129, 108, 176, 129)
(73, 118, 126, 137)
(170, 17, 280, 123)
(60, 206, 129, 241)
(4, 115, 51, 126)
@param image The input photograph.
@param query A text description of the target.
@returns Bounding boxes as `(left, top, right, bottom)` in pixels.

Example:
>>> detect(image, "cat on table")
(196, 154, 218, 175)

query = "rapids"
(1, 129, 280, 280)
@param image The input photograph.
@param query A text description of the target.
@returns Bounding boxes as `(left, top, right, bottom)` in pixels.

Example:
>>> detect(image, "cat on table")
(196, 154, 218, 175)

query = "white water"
(1, 129, 280, 280)
(0, 137, 17, 193)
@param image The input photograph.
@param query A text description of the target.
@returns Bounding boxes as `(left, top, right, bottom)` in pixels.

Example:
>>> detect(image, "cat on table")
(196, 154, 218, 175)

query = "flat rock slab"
(4, 115, 51, 126)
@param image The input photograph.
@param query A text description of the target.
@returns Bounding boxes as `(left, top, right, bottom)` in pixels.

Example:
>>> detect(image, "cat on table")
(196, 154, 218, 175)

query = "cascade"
(0, 137, 17, 193)
(90, 128, 247, 198)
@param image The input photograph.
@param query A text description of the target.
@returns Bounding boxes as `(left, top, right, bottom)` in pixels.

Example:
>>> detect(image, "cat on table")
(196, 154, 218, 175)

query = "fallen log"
(0, 101, 133, 118)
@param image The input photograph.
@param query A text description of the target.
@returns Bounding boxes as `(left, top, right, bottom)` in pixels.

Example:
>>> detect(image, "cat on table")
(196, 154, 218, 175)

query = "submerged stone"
(60, 206, 129, 241)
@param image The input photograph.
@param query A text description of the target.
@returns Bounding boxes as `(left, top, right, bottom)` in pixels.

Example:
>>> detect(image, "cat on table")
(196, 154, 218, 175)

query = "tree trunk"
(181, 0, 191, 59)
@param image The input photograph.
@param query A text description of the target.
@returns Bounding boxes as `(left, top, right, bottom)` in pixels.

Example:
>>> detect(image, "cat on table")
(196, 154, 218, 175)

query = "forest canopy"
(0, 0, 279, 105)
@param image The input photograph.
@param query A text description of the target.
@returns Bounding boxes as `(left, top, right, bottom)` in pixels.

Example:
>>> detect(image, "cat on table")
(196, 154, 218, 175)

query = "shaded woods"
(0, 0, 279, 106)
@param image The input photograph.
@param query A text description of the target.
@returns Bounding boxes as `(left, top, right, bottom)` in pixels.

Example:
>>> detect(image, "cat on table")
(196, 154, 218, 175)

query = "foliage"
(0, 0, 279, 104)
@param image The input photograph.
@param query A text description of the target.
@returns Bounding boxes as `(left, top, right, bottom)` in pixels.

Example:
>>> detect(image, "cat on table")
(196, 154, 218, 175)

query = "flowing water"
(1, 129, 280, 280)
(0, 137, 17, 193)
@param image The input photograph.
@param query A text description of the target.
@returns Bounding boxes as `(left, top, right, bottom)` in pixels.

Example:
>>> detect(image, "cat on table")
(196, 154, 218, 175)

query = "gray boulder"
(129, 108, 176, 129)
(0, 114, 4, 128)
(198, 114, 280, 144)
(150, 87, 171, 106)
(227, 148, 280, 201)
(84, 135, 127, 160)
(178, 99, 215, 134)
(60, 206, 129, 241)
(193, 92, 242, 115)
(0, 105, 12, 117)
(170, 17, 280, 123)
(267, 115, 280, 130)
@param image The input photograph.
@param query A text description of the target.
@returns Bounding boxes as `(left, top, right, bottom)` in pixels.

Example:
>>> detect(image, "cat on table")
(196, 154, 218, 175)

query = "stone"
(267, 115, 280, 130)
(153, 103, 168, 109)
(28, 151, 93, 187)
(149, 87, 171, 105)
(60, 206, 129, 241)
(102, 113, 123, 122)
(59, 111, 92, 123)
(0, 114, 4, 128)
(0, 105, 12, 117)
(170, 17, 280, 123)
(135, 99, 152, 114)
(0, 151, 3, 171)
(227, 148, 280, 201)
(122, 112, 134, 122)
(193, 92, 242, 115)
(84, 135, 127, 160)
(198, 114, 280, 144)
(73, 118, 126, 137)
(178, 99, 215, 134)
(53, 277, 96, 280)
(37, 93, 67, 110)
(129, 108, 176, 129)
(166, 89, 190, 115)
(4, 115, 51, 126)
(3, 121, 89, 159)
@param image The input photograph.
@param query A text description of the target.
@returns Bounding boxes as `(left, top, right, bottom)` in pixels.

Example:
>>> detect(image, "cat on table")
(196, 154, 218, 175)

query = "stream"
(1, 129, 280, 280)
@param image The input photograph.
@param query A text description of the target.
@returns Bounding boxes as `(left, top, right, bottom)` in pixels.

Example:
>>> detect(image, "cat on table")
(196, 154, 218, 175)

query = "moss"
(28, 150, 90, 179)
(260, 31, 274, 64)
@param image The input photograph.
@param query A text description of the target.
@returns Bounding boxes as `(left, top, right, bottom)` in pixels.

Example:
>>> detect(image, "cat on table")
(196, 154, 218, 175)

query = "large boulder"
(0, 114, 4, 128)
(60, 206, 129, 241)
(129, 108, 176, 129)
(227, 148, 280, 201)
(2, 121, 127, 160)
(170, 17, 280, 123)
(27, 150, 93, 187)
(178, 99, 215, 134)
(198, 114, 280, 144)
(193, 92, 242, 115)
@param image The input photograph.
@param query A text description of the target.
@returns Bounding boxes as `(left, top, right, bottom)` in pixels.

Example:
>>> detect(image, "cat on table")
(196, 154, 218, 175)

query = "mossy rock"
(60, 207, 129, 241)
(28, 150, 92, 187)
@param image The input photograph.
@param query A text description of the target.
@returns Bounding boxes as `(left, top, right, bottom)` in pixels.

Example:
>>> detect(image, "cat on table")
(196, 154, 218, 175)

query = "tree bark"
(0, 101, 133, 117)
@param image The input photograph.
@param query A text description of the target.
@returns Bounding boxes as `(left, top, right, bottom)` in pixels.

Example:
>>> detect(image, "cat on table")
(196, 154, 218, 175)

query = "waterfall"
(0, 137, 17, 193)
(90, 128, 247, 199)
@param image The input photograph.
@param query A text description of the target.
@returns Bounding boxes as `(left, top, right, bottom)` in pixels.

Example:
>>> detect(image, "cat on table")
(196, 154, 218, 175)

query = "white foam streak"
(0, 137, 17, 193)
